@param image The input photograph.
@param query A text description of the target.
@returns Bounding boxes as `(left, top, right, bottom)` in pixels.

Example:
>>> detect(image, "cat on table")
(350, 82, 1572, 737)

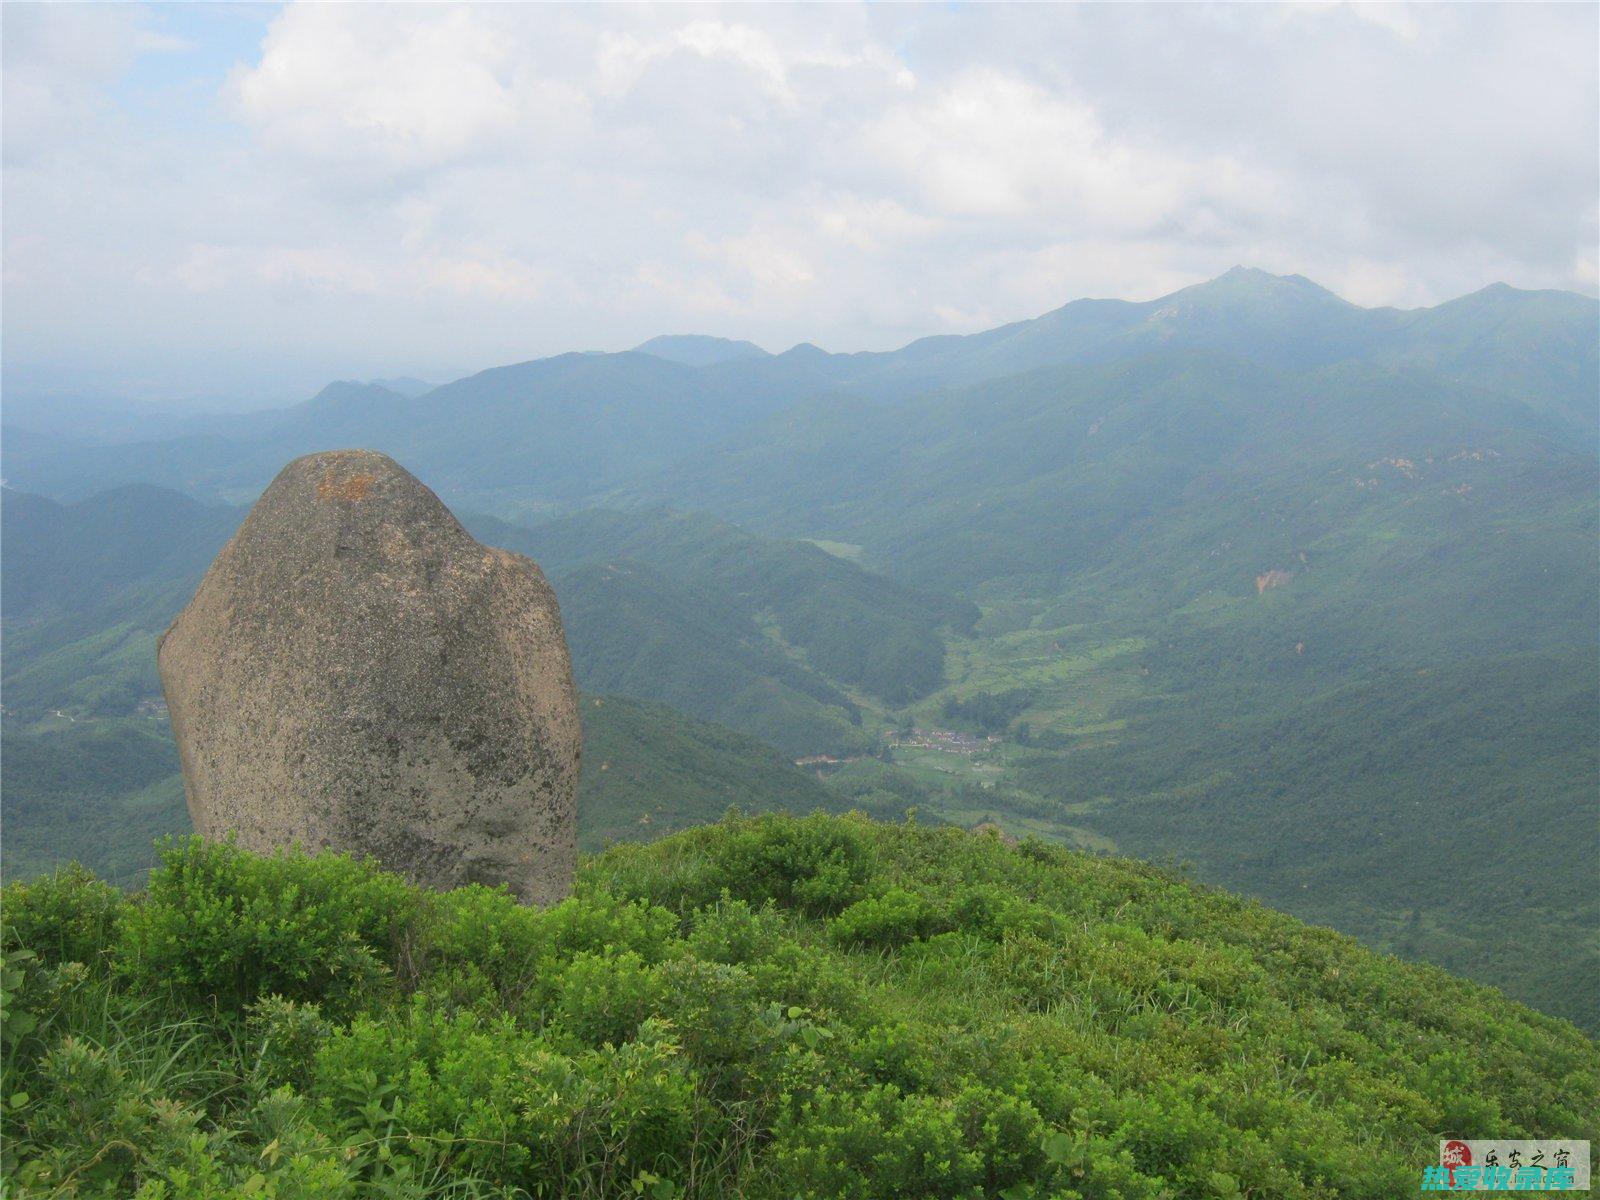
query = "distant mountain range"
(3, 267, 1596, 1029)
(6, 269, 1592, 513)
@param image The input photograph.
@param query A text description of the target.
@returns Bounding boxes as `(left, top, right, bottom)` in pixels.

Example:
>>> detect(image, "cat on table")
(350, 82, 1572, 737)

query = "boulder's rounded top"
(271, 448, 428, 504)
(284, 448, 400, 473)
(245, 448, 462, 533)
(186, 448, 490, 614)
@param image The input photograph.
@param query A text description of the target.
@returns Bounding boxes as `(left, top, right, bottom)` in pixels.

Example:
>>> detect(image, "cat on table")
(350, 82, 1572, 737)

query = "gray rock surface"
(158, 449, 581, 904)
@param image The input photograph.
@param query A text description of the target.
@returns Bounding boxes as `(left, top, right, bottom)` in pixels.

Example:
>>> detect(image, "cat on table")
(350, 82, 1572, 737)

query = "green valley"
(3, 270, 1595, 1036)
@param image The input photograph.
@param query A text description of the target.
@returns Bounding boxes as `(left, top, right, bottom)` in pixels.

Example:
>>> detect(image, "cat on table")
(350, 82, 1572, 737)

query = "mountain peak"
(633, 334, 770, 367)
(1164, 266, 1353, 311)
(1451, 280, 1597, 306)
(1218, 265, 1340, 293)
(369, 376, 436, 399)
(303, 380, 407, 410)
(779, 341, 831, 361)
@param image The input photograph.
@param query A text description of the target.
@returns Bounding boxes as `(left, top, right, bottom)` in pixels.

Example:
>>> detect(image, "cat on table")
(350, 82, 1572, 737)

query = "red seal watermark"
(1442, 1140, 1473, 1188)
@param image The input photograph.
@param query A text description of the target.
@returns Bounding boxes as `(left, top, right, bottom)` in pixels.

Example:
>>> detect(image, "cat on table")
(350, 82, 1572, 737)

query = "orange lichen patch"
(317, 472, 376, 502)
(1255, 568, 1293, 594)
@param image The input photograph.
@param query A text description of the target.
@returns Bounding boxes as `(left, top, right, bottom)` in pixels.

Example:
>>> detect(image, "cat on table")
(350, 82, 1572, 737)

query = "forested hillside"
(1, 486, 970, 755)
(0, 697, 841, 885)
(578, 696, 848, 849)
(3, 269, 1595, 1032)
(0, 352, 830, 513)
(476, 507, 976, 703)
(620, 349, 1594, 594)
(553, 562, 871, 757)
(593, 300, 1599, 1026)
(1021, 653, 1600, 1029)
(5, 814, 1595, 1198)
(1, 487, 242, 716)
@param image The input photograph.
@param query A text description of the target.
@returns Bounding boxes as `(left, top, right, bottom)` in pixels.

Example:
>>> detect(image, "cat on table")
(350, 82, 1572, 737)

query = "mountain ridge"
(5, 269, 1593, 510)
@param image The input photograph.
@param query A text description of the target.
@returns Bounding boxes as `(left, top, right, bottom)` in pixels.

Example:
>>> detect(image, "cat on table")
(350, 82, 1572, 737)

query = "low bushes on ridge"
(2, 813, 1595, 1199)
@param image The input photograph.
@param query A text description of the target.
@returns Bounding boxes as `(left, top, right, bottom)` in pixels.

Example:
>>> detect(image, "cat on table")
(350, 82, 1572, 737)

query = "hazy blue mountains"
(7, 270, 1592, 514)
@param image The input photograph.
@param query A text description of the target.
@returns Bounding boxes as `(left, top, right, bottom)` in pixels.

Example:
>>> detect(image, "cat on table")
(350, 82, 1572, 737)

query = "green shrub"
(948, 883, 1046, 941)
(950, 1085, 1049, 1188)
(417, 883, 550, 1013)
(544, 887, 680, 960)
(246, 996, 333, 1093)
(16, 1035, 176, 1193)
(830, 887, 940, 948)
(130, 1087, 364, 1199)
(550, 948, 667, 1046)
(312, 1000, 696, 1196)
(118, 837, 419, 1012)
(771, 1083, 997, 1198)
(685, 894, 783, 964)
(631, 813, 873, 917)
(1, 861, 126, 966)
(652, 956, 770, 1086)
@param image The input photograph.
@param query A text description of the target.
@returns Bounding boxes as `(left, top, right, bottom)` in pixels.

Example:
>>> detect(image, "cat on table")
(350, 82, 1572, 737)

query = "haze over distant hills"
(5, 269, 1593, 512)
(3, 267, 1596, 1029)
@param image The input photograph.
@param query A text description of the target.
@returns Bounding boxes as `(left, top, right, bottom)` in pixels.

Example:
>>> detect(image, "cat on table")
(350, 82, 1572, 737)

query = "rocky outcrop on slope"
(158, 449, 580, 904)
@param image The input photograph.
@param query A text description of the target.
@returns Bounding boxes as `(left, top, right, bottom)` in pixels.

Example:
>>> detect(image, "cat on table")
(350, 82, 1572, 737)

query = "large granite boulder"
(158, 449, 580, 904)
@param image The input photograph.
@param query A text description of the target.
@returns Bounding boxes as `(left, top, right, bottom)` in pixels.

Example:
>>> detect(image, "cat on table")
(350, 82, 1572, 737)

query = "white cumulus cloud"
(1, 1, 1594, 402)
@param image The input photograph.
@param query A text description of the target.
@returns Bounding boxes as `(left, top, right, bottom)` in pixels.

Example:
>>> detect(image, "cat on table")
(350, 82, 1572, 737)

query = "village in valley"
(890, 727, 1003, 755)
(795, 725, 1007, 792)
(796, 726, 1000, 769)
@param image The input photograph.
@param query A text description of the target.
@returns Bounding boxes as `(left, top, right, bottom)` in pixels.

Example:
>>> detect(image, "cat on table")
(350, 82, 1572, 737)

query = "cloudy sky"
(3, 2, 1596, 405)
